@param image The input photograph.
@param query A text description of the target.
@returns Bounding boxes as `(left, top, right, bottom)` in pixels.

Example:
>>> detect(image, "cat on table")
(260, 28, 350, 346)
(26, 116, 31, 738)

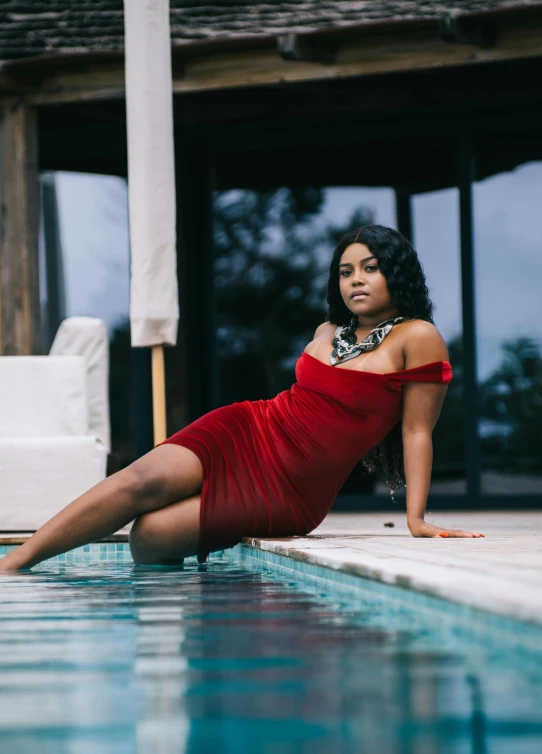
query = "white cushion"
(0, 437, 107, 530)
(0, 356, 88, 439)
(50, 317, 111, 453)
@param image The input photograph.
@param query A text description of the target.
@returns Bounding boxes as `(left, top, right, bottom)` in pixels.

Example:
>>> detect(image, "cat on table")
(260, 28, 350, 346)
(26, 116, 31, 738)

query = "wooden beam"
(168, 56, 542, 125)
(0, 103, 41, 355)
(1, 13, 541, 106)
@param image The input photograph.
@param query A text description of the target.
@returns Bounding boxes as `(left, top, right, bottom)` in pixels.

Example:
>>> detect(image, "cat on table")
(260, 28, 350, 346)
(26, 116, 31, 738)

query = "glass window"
(39, 171, 132, 472)
(473, 142, 542, 494)
(413, 188, 465, 496)
(371, 187, 465, 497)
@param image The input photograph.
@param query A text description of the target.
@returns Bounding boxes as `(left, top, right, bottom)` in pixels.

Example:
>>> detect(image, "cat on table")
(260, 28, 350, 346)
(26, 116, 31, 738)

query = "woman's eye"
(340, 266, 377, 276)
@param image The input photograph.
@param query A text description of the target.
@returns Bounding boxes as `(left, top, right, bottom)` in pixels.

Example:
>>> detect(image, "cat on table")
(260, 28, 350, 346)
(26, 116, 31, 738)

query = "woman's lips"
(351, 293, 369, 299)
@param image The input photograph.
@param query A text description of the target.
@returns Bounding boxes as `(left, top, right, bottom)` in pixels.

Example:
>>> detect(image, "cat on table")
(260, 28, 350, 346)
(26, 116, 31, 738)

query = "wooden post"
(0, 102, 41, 355)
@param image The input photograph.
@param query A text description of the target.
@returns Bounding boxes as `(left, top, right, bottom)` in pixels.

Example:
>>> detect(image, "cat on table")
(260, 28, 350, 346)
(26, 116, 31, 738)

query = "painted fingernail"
(438, 532, 448, 538)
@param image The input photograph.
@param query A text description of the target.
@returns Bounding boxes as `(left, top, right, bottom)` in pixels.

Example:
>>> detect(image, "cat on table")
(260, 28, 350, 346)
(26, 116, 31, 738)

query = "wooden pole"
(0, 103, 40, 355)
(152, 345, 167, 445)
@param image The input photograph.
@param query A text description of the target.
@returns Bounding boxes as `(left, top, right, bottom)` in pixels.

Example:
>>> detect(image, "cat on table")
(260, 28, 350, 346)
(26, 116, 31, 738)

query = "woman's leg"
(0, 445, 203, 571)
(129, 494, 202, 565)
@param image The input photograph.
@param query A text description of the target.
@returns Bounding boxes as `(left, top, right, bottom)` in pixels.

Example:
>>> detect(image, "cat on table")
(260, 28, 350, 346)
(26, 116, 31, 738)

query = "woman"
(0, 225, 482, 571)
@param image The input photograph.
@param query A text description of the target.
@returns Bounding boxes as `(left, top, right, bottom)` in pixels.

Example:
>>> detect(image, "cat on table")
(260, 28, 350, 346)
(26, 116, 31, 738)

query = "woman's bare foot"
(0, 549, 29, 572)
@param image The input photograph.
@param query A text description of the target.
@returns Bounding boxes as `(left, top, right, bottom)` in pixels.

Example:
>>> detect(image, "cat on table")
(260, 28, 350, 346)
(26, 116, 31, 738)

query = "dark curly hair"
(326, 225, 434, 500)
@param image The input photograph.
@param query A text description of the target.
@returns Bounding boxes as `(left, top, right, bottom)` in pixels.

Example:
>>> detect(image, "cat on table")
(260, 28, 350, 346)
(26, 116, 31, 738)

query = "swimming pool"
(0, 543, 541, 753)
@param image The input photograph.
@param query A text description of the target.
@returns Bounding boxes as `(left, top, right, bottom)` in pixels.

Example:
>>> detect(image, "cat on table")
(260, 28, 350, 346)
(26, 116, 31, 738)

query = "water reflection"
(1, 559, 541, 753)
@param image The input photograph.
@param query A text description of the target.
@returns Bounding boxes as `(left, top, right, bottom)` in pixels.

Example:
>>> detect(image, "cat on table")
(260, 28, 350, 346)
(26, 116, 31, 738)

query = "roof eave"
(1, 2, 542, 75)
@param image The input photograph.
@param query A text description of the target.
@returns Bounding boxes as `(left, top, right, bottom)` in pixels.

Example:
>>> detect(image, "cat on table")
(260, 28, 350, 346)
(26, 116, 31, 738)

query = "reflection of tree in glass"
(213, 188, 374, 402)
(480, 337, 542, 474)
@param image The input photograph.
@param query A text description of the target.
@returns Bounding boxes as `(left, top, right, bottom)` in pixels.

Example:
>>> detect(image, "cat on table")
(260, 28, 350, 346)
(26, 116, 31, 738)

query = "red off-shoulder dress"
(161, 352, 453, 557)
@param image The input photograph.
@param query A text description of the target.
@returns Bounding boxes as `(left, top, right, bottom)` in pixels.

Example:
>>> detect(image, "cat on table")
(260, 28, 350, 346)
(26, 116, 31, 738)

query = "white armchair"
(0, 317, 110, 531)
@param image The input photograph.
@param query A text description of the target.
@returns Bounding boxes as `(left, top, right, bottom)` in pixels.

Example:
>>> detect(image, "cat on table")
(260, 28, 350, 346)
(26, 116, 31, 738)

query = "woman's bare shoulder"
(402, 319, 449, 366)
(313, 321, 337, 339)
(303, 321, 336, 354)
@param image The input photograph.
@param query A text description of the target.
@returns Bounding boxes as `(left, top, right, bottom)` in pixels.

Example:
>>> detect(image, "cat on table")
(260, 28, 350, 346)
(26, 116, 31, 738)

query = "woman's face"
(338, 243, 398, 321)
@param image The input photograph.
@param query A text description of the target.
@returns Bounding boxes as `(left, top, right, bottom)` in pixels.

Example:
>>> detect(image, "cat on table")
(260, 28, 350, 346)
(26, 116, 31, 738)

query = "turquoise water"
(0, 545, 541, 753)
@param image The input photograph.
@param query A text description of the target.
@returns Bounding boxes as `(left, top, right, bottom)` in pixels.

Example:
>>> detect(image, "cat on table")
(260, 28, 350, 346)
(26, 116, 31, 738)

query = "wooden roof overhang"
(1, 3, 542, 193)
(0, 3, 542, 105)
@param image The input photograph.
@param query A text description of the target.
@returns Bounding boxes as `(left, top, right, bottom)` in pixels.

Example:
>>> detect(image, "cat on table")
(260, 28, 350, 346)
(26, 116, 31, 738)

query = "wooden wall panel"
(0, 103, 41, 355)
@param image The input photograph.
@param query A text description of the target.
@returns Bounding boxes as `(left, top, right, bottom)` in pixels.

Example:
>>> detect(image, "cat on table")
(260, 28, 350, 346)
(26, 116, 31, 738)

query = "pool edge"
(236, 538, 542, 634)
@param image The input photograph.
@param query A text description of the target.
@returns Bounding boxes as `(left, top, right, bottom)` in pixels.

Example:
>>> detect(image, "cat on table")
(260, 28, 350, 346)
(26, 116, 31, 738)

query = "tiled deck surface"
(242, 511, 542, 626)
(2, 512, 541, 625)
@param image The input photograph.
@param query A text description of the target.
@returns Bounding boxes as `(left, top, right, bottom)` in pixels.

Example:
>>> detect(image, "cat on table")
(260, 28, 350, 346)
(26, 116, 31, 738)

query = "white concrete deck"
(242, 512, 542, 626)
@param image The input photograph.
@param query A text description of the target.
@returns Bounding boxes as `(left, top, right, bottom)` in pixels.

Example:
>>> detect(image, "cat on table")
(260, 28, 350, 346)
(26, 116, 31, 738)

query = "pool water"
(0, 546, 541, 754)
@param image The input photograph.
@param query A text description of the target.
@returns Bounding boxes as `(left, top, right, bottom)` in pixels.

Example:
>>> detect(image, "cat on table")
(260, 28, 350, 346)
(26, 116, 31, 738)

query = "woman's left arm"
(401, 322, 484, 539)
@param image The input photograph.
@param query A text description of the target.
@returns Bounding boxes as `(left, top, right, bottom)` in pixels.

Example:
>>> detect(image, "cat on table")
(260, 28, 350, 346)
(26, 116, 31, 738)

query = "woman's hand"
(408, 520, 484, 538)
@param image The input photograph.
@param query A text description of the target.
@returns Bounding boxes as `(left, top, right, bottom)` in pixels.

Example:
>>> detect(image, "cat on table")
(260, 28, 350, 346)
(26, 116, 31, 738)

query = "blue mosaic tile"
(0, 542, 133, 565)
(230, 544, 542, 647)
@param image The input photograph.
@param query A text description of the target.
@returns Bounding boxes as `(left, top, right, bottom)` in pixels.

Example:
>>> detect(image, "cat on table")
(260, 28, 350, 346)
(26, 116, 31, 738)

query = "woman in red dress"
(0, 225, 483, 571)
